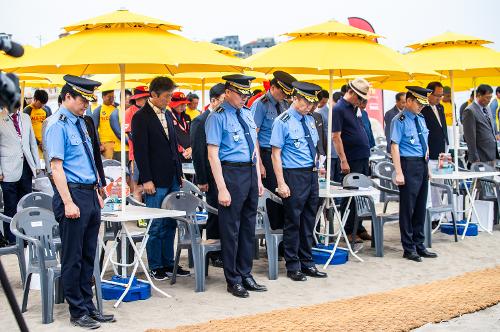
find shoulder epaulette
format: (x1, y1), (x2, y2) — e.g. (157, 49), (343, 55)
(280, 113), (290, 123)
(417, 113), (424, 118)
(214, 105), (225, 113)
(59, 114), (67, 122)
(398, 114), (405, 122)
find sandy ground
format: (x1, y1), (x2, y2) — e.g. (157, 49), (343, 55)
(1, 208), (499, 332)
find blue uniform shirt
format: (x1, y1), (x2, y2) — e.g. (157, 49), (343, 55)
(45, 107), (98, 184)
(270, 106), (319, 169)
(390, 109), (429, 157)
(252, 91), (287, 148)
(205, 101), (258, 162)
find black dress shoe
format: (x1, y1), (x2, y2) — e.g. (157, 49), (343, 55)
(227, 283), (249, 298)
(287, 270), (307, 281)
(242, 277), (267, 292)
(417, 249), (438, 258)
(403, 251), (422, 262)
(89, 310), (116, 323)
(301, 266), (328, 278)
(70, 315), (101, 329)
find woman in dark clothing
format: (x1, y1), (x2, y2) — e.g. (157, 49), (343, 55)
(169, 91), (192, 163)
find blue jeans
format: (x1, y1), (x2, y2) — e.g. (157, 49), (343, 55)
(144, 178), (180, 270)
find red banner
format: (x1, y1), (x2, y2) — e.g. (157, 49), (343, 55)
(347, 17), (385, 129)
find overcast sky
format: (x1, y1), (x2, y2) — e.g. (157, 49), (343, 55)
(1, 0), (498, 110)
(2, 0), (498, 52)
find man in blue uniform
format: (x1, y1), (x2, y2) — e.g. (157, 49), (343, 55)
(206, 74), (266, 298)
(252, 71), (296, 230)
(45, 75), (115, 329)
(270, 81), (328, 281)
(391, 86), (438, 262)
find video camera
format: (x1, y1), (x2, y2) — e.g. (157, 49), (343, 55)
(0, 38), (24, 113)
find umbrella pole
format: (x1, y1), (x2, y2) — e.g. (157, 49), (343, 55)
(201, 78), (205, 111)
(326, 69), (333, 193)
(20, 81), (25, 110)
(450, 70), (458, 172)
(120, 64), (126, 209)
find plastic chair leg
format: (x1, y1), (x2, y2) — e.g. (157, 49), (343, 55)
(194, 247), (205, 292)
(451, 211), (458, 242)
(170, 247), (181, 285)
(40, 270), (50, 324)
(424, 211), (432, 248)
(46, 269), (55, 324)
(16, 249), (27, 289)
(21, 273), (32, 313)
(373, 219), (383, 257)
(266, 237), (279, 280)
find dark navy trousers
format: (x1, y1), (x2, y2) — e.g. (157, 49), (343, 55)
(205, 174), (219, 240)
(218, 164), (258, 285)
(52, 187), (100, 319)
(282, 169), (319, 272)
(398, 158), (428, 253)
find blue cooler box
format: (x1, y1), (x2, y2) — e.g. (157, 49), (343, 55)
(102, 276), (151, 302)
(312, 244), (349, 265)
(440, 220), (478, 236)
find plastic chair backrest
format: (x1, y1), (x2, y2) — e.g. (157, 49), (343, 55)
(17, 192), (53, 212)
(471, 162), (497, 198)
(354, 195), (377, 219)
(181, 179), (204, 196)
(12, 208), (59, 267)
(102, 159), (121, 167)
(342, 173), (372, 188)
(259, 189), (283, 234)
(374, 161), (399, 192)
(162, 192), (204, 244)
(0, 213), (11, 238)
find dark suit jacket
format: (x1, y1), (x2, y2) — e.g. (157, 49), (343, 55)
(190, 110), (211, 185)
(462, 102), (499, 163)
(131, 102), (182, 187)
(421, 104), (448, 160)
(311, 112), (326, 156)
(83, 115), (106, 187)
(384, 106), (400, 152)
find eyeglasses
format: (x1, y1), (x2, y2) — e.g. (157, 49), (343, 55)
(228, 88), (249, 100)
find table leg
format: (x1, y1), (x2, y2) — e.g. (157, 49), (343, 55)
(120, 231), (127, 277)
(113, 221), (171, 308)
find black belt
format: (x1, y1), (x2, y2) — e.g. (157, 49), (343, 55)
(284, 166), (317, 172)
(67, 182), (98, 190)
(401, 156), (426, 161)
(221, 161), (255, 167)
(260, 147), (272, 152)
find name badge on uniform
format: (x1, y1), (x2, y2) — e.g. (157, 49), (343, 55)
(410, 136), (415, 145)
(294, 139), (300, 148)
(233, 133), (240, 142)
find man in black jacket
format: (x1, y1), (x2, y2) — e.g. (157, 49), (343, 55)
(420, 82), (448, 226)
(131, 76), (189, 281)
(190, 83), (225, 267)
(421, 82), (448, 161)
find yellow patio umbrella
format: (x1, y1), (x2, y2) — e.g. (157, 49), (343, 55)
(197, 41), (243, 57)
(406, 32), (500, 170)
(2, 9), (246, 208)
(246, 20), (440, 188)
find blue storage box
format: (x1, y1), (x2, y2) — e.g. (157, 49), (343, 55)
(312, 244), (349, 265)
(440, 220), (478, 236)
(101, 276), (151, 302)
